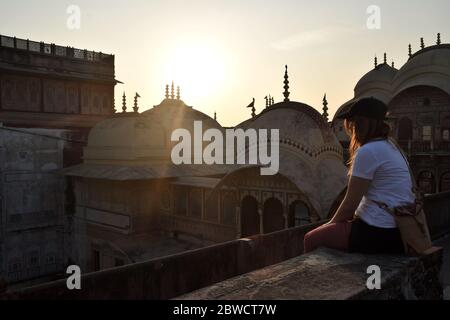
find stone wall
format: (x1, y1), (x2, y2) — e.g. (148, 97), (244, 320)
(0, 126), (67, 284)
(0, 222), (322, 299)
(179, 247), (442, 300)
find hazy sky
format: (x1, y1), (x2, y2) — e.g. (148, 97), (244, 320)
(1, 0), (449, 126)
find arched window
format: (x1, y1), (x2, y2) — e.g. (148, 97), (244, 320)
(443, 129), (450, 141)
(422, 126), (432, 141)
(173, 186), (188, 216)
(189, 188), (202, 219)
(263, 197), (284, 233)
(288, 201), (310, 227)
(241, 196), (260, 237)
(440, 172), (450, 192)
(417, 171), (436, 194)
(397, 117), (413, 141)
(204, 190), (219, 222)
(221, 193), (236, 226)
(442, 116), (450, 141)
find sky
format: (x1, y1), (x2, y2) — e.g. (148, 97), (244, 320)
(1, 0), (449, 126)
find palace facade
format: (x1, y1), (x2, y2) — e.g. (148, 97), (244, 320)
(64, 70), (348, 272)
(332, 34), (450, 194)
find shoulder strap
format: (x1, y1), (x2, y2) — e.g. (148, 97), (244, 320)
(387, 137), (422, 201)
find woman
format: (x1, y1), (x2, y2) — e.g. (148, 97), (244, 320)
(304, 97), (414, 254)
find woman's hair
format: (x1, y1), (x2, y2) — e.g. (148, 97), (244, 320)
(344, 115), (391, 174)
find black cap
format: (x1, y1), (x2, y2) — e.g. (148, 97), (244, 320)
(336, 97), (388, 121)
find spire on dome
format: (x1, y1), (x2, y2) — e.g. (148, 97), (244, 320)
(165, 84), (169, 99)
(322, 93), (329, 123)
(283, 65), (290, 102)
(122, 92), (127, 113)
(133, 93), (140, 113)
(408, 44), (412, 59)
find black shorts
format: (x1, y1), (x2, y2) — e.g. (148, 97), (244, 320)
(348, 217), (404, 254)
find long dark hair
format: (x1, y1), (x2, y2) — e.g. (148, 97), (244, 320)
(344, 115), (391, 174)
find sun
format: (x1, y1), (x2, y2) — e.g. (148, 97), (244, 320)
(164, 43), (226, 103)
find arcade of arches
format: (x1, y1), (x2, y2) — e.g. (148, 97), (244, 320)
(162, 170), (320, 242)
(414, 170), (450, 194)
(388, 85), (450, 194)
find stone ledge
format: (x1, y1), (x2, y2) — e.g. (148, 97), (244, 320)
(178, 247), (443, 300)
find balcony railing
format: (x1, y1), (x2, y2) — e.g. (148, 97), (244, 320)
(0, 34), (114, 64)
(398, 140), (450, 154)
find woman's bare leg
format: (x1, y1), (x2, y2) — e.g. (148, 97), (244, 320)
(304, 221), (352, 253)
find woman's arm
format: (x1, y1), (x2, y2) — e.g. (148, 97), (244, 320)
(329, 176), (372, 223)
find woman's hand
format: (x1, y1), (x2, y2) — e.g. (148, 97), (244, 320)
(328, 175), (371, 223)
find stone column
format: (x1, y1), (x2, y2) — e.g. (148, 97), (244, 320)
(236, 206), (241, 239)
(258, 204), (264, 235)
(436, 168), (441, 193)
(283, 204), (289, 229)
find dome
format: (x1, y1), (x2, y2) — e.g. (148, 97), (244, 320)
(87, 114), (165, 148)
(391, 44), (450, 96)
(143, 98), (221, 133)
(240, 100), (342, 162)
(84, 97), (223, 165)
(354, 63), (398, 101)
(332, 98), (354, 123)
(237, 100), (346, 218)
(84, 114), (168, 164)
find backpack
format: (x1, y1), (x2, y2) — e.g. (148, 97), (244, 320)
(366, 137), (432, 256)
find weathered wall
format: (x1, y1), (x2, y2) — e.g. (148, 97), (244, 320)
(0, 126), (66, 284)
(180, 247), (442, 300)
(0, 220), (444, 300)
(0, 222), (322, 299)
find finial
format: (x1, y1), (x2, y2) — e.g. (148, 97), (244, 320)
(264, 96), (269, 108)
(251, 98), (256, 117)
(214, 111), (217, 121)
(122, 92), (127, 113)
(437, 33), (441, 45)
(165, 84), (169, 99)
(383, 52), (387, 64)
(271, 96), (274, 105)
(420, 37), (425, 49)
(176, 86), (180, 100)
(268, 95), (272, 106)
(374, 55), (378, 68)
(322, 93), (329, 122)
(283, 65), (290, 102)
(133, 92), (140, 113)
(408, 44), (412, 59)
(170, 81), (175, 99)
(391, 61), (395, 68)
(246, 98), (256, 118)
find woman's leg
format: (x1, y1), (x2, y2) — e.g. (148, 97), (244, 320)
(304, 221), (352, 253)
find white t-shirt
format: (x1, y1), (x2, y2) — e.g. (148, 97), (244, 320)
(351, 139), (415, 228)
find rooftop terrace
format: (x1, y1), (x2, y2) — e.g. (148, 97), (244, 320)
(1, 192), (449, 300)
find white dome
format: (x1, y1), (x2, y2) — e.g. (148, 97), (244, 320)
(354, 64), (398, 101)
(391, 45), (450, 96)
